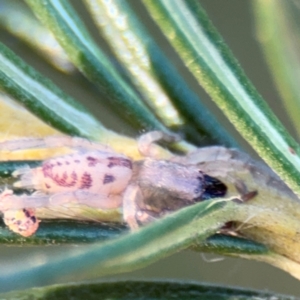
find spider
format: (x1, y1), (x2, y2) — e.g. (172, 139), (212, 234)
(0, 131), (249, 237)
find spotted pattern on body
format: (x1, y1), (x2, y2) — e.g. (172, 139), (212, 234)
(80, 172), (93, 189)
(103, 174), (115, 184)
(107, 157), (132, 169)
(3, 208), (39, 237)
(0, 150), (134, 236)
(24, 152), (133, 195)
(86, 156), (100, 167)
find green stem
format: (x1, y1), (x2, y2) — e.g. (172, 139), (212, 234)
(25, 0), (166, 132)
(0, 0), (74, 73)
(0, 198), (231, 290)
(143, 0), (300, 196)
(253, 0), (300, 138)
(0, 42), (104, 139)
(0, 281), (293, 299)
(84, 0), (238, 147)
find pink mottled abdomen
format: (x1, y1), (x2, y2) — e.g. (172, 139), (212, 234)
(30, 151), (133, 195)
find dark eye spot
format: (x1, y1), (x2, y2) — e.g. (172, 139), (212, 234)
(195, 174), (227, 201)
(30, 216), (36, 223)
(202, 174), (227, 199)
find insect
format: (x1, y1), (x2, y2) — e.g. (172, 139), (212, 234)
(0, 131), (233, 237)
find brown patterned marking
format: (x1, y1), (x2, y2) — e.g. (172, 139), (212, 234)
(23, 209), (30, 218)
(65, 161), (70, 165)
(74, 160), (80, 163)
(42, 162), (53, 178)
(86, 156), (100, 167)
(54, 171), (77, 187)
(43, 162), (77, 187)
(103, 174), (115, 184)
(45, 183), (51, 189)
(80, 172), (93, 189)
(107, 157), (132, 169)
(57, 162), (62, 166)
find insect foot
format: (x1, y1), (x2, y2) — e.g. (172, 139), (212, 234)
(3, 208), (39, 237)
(0, 189), (40, 237)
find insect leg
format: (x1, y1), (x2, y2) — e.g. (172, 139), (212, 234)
(136, 210), (156, 225)
(0, 136), (113, 152)
(49, 191), (122, 210)
(172, 146), (230, 165)
(138, 131), (180, 158)
(122, 183), (144, 230)
(0, 189), (51, 211)
(171, 146), (246, 178)
(0, 189), (122, 212)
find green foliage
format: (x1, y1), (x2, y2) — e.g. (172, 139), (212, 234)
(0, 0), (300, 298)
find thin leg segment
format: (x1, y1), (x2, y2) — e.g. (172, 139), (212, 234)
(138, 131), (180, 158)
(171, 146), (247, 178)
(0, 190), (122, 211)
(122, 183), (143, 230)
(0, 136), (113, 152)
